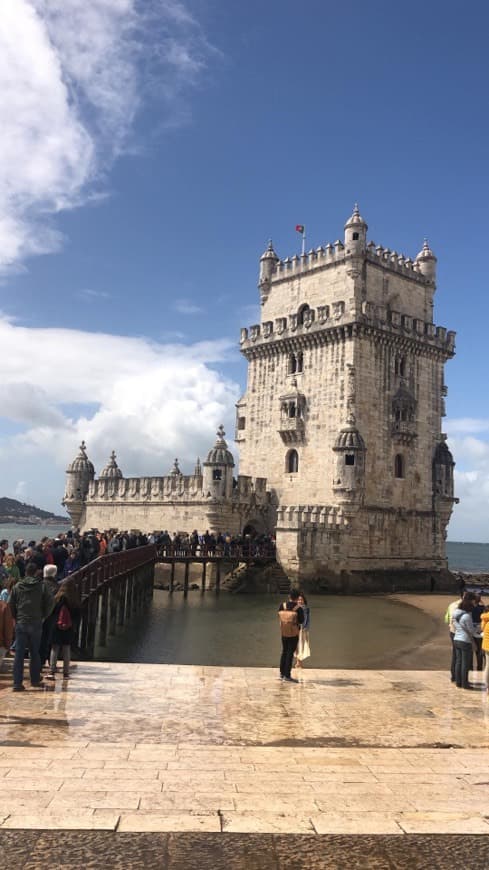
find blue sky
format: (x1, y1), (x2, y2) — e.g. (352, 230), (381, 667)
(0, 0), (488, 539)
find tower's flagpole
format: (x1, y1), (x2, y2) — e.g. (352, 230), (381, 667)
(295, 224), (306, 256)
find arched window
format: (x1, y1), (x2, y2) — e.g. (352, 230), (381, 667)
(352, 232), (359, 241)
(395, 355), (406, 377)
(394, 454), (404, 479)
(286, 449), (299, 474)
(297, 304), (310, 326)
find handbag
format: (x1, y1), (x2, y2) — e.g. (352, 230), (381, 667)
(57, 604), (72, 631)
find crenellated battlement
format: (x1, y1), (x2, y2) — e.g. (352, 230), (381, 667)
(80, 471), (270, 506)
(240, 304), (455, 356)
(87, 473), (205, 502)
(268, 239), (431, 286)
(276, 504), (350, 529)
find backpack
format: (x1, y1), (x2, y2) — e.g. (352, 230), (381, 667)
(278, 601), (299, 637)
(57, 604), (72, 631)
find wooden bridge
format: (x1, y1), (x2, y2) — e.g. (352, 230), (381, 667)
(69, 543), (277, 656)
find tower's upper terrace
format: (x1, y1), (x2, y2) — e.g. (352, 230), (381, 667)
(254, 206), (440, 327)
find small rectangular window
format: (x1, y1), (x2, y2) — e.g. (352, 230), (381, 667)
(237, 416), (246, 430)
(345, 454), (355, 466)
(213, 469), (222, 481)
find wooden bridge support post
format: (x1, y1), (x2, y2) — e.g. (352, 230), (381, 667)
(169, 562), (175, 594)
(215, 561), (221, 596)
(201, 561), (206, 594)
(86, 593), (98, 658)
(99, 586), (109, 647)
(148, 564), (155, 603)
(183, 562), (190, 598)
(118, 577), (127, 626)
(79, 601), (89, 653)
(126, 573), (133, 616)
(109, 583), (118, 636)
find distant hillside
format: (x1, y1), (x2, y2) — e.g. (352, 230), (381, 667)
(0, 497), (69, 525)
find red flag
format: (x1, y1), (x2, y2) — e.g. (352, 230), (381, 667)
(295, 224), (305, 234)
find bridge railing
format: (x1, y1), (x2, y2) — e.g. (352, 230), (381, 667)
(155, 542), (276, 561)
(68, 545), (157, 601)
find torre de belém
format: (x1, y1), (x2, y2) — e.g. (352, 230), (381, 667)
(63, 206), (457, 591)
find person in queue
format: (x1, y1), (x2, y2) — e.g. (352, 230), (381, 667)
(9, 561), (53, 691)
(47, 579), (81, 681)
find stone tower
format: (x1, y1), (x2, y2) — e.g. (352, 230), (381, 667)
(238, 206), (457, 588)
(63, 441), (95, 530)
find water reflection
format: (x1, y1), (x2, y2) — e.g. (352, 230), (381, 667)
(95, 591), (433, 669)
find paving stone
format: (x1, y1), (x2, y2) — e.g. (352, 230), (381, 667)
(2, 661), (489, 838)
(118, 812), (221, 832)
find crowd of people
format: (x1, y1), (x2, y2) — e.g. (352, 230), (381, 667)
(153, 530), (276, 558)
(0, 538), (82, 690)
(445, 591), (489, 690)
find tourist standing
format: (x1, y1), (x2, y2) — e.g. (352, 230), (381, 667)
(39, 565), (60, 669)
(471, 594), (485, 671)
(445, 596), (464, 683)
(294, 593), (311, 670)
(278, 589), (304, 683)
(47, 579), (81, 680)
(3, 554), (20, 583)
(452, 593), (479, 690)
(9, 562), (54, 691)
(480, 607), (489, 692)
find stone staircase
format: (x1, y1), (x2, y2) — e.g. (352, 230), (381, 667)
(222, 561), (291, 594)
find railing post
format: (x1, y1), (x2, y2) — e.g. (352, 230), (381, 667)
(215, 560), (221, 596)
(169, 562), (175, 594)
(201, 561), (206, 593)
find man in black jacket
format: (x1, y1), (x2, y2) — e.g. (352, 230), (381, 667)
(9, 562), (54, 691)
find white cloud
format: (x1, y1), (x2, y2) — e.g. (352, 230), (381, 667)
(0, 0), (214, 274)
(0, 314), (238, 512)
(173, 298), (204, 315)
(77, 288), (112, 301)
(14, 481), (26, 499)
(445, 423), (489, 542)
(445, 417), (489, 435)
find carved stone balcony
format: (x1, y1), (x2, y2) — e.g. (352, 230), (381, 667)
(278, 416), (305, 444)
(391, 420), (417, 445)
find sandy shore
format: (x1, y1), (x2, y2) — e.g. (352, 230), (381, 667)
(388, 594), (456, 670)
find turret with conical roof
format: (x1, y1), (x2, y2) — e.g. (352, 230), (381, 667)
(415, 238), (437, 284)
(203, 425), (235, 499)
(99, 450), (123, 480)
(344, 203), (367, 255)
(258, 240), (279, 302)
(63, 440), (95, 528)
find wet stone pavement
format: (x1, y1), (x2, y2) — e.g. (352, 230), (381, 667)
(1, 660), (489, 866)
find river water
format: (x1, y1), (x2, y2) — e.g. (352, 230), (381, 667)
(94, 590), (436, 669)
